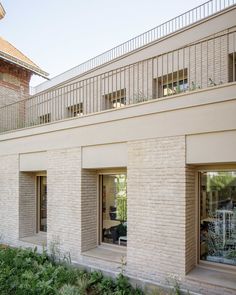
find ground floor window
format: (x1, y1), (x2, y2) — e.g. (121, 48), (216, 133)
(37, 176), (47, 232)
(200, 171), (236, 266)
(100, 174), (127, 246)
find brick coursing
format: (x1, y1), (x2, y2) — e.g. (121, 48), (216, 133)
(47, 147), (82, 261)
(81, 169), (98, 252)
(19, 172), (36, 238)
(0, 154), (19, 245)
(0, 139), (235, 294)
(126, 136), (188, 283)
(0, 60), (31, 107)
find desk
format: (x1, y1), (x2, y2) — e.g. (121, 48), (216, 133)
(103, 219), (120, 229)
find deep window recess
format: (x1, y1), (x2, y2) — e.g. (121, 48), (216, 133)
(104, 89), (126, 109)
(67, 102), (83, 117)
(153, 68), (188, 98)
(200, 171), (236, 266)
(37, 176), (47, 232)
(229, 53), (236, 82)
(100, 174), (127, 246)
(39, 113), (51, 124)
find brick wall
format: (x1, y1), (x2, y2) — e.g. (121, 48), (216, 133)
(0, 60), (31, 131)
(126, 136), (193, 283)
(19, 172), (36, 238)
(81, 169), (98, 252)
(185, 166), (196, 273)
(0, 60), (31, 107)
(47, 147), (82, 261)
(0, 154), (19, 245)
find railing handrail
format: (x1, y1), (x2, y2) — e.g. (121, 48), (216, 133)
(32, 0), (236, 94)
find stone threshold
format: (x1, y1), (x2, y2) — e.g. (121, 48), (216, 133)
(186, 265), (236, 292)
(20, 232), (47, 247)
(82, 244), (126, 264)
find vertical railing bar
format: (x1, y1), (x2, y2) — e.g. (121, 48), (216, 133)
(156, 57), (158, 99)
(220, 35), (222, 83)
(167, 53), (169, 96)
(103, 73), (106, 110)
(120, 68), (122, 107)
(128, 65), (131, 105)
(177, 49), (179, 92)
(233, 32), (235, 81)
(133, 64), (135, 104)
(161, 54), (164, 98)
(115, 69), (118, 108)
(200, 41), (203, 88)
(142, 61), (144, 100)
(171, 51), (174, 95)
(195, 44), (197, 88)
(98, 77), (100, 112)
(96, 76), (98, 112)
(183, 47), (185, 92)
(207, 40), (209, 86)
(188, 45), (191, 92)
(124, 66), (126, 106)
(213, 35), (215, 84)
(150, 58), (153, 100)
(82, 80), (85, 114)
(137, 62), (139, 102)
(146, 60), (149, 100)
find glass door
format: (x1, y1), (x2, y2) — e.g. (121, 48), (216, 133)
(37, 176), (47, 232)
(100, 174), (127, 246)
(199, 171), (236, 266)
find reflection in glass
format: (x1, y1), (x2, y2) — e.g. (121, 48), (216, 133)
(38, 176), (47, 232)
(200, 171), (236, 266)
(101, 174), (127, 246)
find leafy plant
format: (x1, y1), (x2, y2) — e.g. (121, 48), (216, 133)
(133, 90), (149, 103)
(59, 284), (80, 295)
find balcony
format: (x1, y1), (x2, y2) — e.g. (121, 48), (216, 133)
(0, 28), (236, 134)
(33, 0), (236, 94)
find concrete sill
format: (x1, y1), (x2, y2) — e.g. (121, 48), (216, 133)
(82, 244), (126, 264)
(20, 233), (47, 247)
(186, 266), (236, 292)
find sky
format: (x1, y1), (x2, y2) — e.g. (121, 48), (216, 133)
(0, 0), (206, 86)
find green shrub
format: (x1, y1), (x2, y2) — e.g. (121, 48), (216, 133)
(59, 284), (80, 295)
(0, 247), (145, 295)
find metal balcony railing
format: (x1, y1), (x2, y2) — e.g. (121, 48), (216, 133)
(0, 30), (236, 134)
(32, 0), (236, 94)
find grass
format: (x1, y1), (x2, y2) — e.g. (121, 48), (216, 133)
(0, 245), (183, 295)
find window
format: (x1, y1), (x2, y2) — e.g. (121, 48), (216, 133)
(154, 68), (188, 98)
(67, 103), (83, 117)
(163, 79), (188, 97)
(104, 89), (126, 109)
(37, 176), (47, 232)
(39, 113), (51, 124)
(200, 171), (236, 266)
(100, 174), (127, 246)
(229, 53), (236, 82)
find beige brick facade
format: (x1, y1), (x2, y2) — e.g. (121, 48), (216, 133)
(47, 147), (82, 260)
(0, 6), (236, 295)
(81, 169), (98, 252)
(19, 172), (36, 238)
(0, 154), (19, 245)
(126, 136), (188, 282)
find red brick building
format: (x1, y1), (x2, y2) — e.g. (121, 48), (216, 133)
(0, 37), (48, 108)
